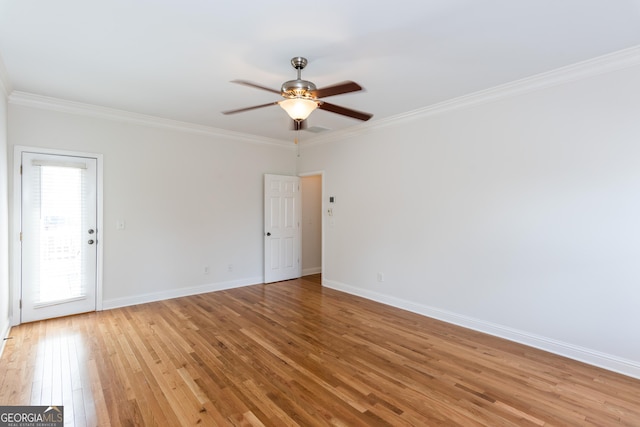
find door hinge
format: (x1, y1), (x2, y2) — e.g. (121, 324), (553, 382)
(19, 299), (22, 309)
(19, 232), (22, 241)
(20, 164), (22, 175)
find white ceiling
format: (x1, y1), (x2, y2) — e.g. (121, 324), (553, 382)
(1, 0), (640, 143)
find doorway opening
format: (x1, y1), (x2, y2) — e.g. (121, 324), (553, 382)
(300, 173), (323, 278)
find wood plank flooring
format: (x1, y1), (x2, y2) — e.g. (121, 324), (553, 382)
(1, 274), (639, 426)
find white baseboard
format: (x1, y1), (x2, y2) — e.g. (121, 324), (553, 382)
(302, 267), (322, 276)
(323, 279), (640, 380)
(0, 318), (11, 359)
(103, 276), (263, 310)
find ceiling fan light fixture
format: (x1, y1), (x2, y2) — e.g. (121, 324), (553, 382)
(279, 98), (318, 121)
(224, 57), (372, 125)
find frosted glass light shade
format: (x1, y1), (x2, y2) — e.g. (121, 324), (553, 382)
(279, 98), (318, 121)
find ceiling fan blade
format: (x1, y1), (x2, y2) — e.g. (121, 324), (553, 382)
(222, 101), (280, 115)
(318, 102), (373, 121)
(311, 81), (363, 99)
(230, 79), (281, 95)
(290, 119), (308, 131)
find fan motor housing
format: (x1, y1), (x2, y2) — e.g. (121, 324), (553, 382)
(281, 79), (317, 99)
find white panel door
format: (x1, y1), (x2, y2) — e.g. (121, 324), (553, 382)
(21, 152), (98, 322)
(264, 174), (301, 283)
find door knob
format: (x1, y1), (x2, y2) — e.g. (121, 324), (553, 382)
(88, 239), (95, 245)
(266, 232), (271, 236)
(88, 229), (95, 234)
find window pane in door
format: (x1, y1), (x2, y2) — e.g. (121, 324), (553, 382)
(31, 165), (86, 304)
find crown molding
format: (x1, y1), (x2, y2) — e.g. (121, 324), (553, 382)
(7, 45), (640, 149)
(303, 44), (640, 148)
(8, 91), (294, 149)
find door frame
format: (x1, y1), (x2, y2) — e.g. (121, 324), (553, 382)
(299, 171), (324, 281)
(11, 146), (104, 325)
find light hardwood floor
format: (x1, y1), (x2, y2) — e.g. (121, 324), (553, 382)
(1, 274), (639, 426)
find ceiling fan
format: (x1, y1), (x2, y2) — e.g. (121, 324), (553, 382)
(222, 57), (373, 130)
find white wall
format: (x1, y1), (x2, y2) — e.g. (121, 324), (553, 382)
(0, 78), (10, 346)
(8, 103), (296, 309)
(301, 174), (322, 275)
(299, 55), (640, 378)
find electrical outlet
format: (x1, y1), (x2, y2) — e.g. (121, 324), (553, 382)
(204, 266), (210, 275)
(377, 272), (384, 282)
(228, 264), (233, 272)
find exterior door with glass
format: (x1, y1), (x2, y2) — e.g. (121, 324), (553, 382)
(21, 152), (98, 322)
